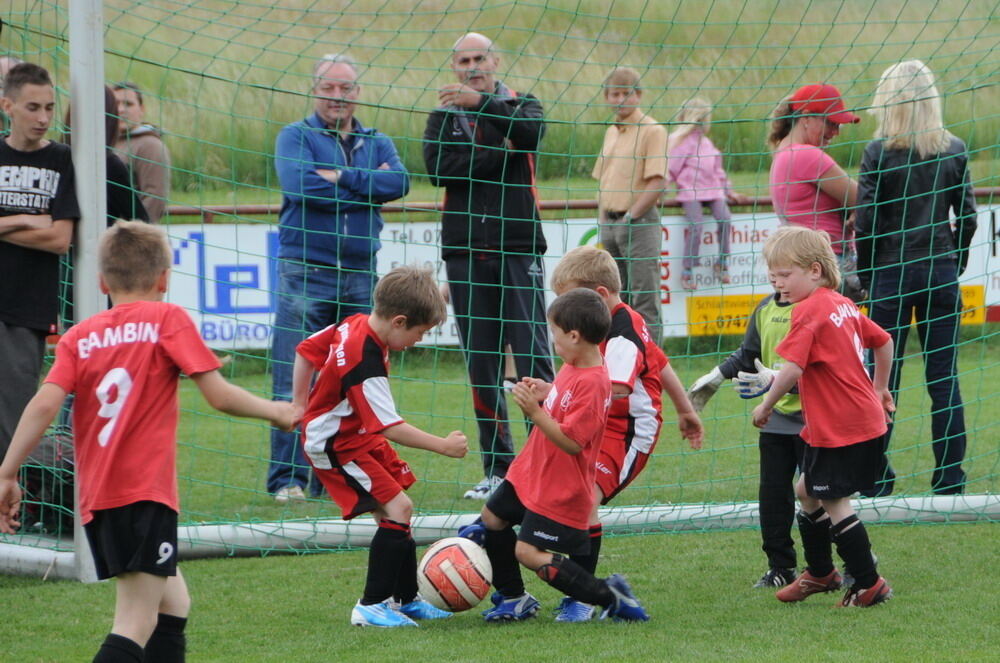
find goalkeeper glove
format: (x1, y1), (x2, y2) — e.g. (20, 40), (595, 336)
(733, 358), (777, 399)
(687, 367), (724, 413)
(457, 516), (486, 546)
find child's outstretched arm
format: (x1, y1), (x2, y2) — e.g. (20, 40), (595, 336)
(751, 362), (802, 428)
(871, 337), (896, 419)
(660, 364), (704, 450)
(191, 370), (296, 431)
(0, 383), (66, 533)
(511, 381), (583, 455)
(384, 423), (468, 458)
(290, 353), (317, 424)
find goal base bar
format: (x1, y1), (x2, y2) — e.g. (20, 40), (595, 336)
(3, 494), (995, 579)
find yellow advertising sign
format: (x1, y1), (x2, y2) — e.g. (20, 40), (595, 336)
(686, 295), (759, 336)
(688, 285), (986, 337)
(959, 285), (985, 325)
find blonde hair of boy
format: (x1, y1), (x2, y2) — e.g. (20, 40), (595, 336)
(668, 96), (712, 153)
(603, 66), (641, 92)
(99, 220), (172, 293)
(762, 226), (841, 291)
(551, 245), (622, 294)
(373, 265), (447, 328)
(869, 59), (952, 159)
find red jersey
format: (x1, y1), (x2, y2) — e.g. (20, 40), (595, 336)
(45, 301), (221, 524)
(602, 303), (667, 453)
(776, 287), (891, 448)
(297, 314), (404, 468)
(506, 363), (611, 529)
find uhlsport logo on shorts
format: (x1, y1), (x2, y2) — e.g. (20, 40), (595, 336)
(533, 530), (559, 542)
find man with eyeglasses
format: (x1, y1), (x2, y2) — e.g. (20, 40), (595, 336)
(269, 53), (409, 503)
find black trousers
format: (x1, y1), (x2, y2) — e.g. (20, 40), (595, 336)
(758, 431), (806, 569)
(445, 252), (554, 477)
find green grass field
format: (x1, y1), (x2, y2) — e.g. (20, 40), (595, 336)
(2, 523), (997, 662)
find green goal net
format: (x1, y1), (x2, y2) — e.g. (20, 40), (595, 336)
(1, 0), (997, 579)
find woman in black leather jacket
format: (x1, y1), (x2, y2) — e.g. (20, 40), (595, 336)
(855, 60), (978, 496)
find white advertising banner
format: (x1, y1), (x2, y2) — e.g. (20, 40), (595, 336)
(166, 208), (998, 349)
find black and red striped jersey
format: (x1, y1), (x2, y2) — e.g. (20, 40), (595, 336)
(297, 314), (404, 467)
(601, 302), (667, 454)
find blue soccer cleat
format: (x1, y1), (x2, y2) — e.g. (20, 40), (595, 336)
(480, 590), (504, 615)
(482, 593), (541, 622)
(350, 600), (418, 628)
(397, 598), (453, 620)
(457, 517), (487, 546)
(601, 574), (650, 622)
(554, 597), (595, 623)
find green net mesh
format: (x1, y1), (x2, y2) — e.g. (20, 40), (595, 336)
(1, 1), (996, 565)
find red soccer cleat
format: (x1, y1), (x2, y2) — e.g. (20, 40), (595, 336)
(775, 569), (843, 603)
(837, 576), (892, 607)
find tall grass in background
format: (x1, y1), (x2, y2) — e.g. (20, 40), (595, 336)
(3, 0), (996, 200)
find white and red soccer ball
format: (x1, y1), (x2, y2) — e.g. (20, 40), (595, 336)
(417, 537), (493, 612)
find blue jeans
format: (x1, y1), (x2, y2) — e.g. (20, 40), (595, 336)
(865, 260), (967, 495)
(268, 260), (376, 495)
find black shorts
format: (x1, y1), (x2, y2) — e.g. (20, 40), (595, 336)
(802, 436), (883, 500)
(84, 501), (178, 580)
(486, 480), (590, 556)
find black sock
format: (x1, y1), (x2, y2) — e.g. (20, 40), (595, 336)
(93, 633), (143, 663)
(797, 507), (834, 577)
(831, 515), (878, 589)
(393, 534), (418, 605)
(361, 519), (411, 605)
(143, 614), (187, 663)
(484, 526), (524, 597)
(570, 524), (603, 576)
(536, 554), (614, 608)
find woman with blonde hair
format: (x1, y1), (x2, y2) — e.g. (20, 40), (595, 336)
(855, 60), (978, 496)
(668, 96), (750, 289)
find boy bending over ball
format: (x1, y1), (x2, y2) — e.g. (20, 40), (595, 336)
(291, 265), (468, 627)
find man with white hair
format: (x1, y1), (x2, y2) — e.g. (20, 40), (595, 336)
(424, 33), (554, 500)
(269, 53), (409, 503)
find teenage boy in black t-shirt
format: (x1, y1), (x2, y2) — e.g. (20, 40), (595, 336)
(0, 62), (79, 462)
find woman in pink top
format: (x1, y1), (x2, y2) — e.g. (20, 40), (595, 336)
(668, 97), (750, 289)
(768, 84), (860, 254)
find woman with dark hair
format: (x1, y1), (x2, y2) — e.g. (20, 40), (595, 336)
(768, 84), (863, 300)
(63, 86), (148, 224)
(855, 60), (977, 496)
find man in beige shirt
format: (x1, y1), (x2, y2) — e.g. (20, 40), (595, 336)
(592, 67), (668, 341)
(113, 82), (171, 222)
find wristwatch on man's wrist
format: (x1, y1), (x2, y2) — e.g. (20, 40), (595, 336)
(622, 211), (633, 223)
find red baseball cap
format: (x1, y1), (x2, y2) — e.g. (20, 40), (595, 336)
(789, 84), (860, 124)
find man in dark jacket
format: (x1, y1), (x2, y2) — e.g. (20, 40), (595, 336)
(269, 53), (409, 502)
(424, 32), (553, 499)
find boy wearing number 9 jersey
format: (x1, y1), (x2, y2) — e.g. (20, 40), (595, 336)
(0, 221), (296, 663)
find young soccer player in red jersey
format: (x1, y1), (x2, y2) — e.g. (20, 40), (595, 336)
(546, 246), (703, 621)
(0, 221), (296, 663)
(478, 287), (649, 623)
(751, 226), (895, 607)
(290, 265), (468, 628)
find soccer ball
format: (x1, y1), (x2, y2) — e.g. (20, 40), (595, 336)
(417, 537), (493, 612)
